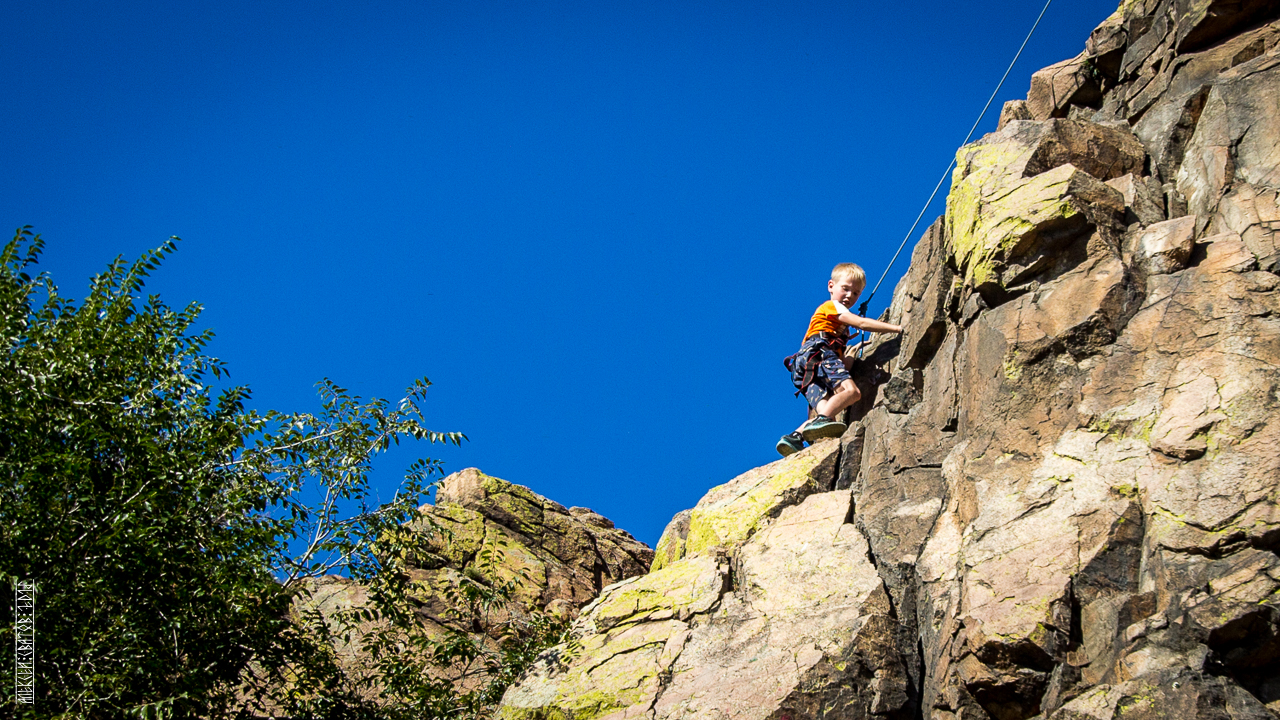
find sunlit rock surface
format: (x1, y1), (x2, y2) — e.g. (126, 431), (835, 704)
(651, 440), (839, 571)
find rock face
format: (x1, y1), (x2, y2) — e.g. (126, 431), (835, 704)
(414, 468), (655, 617)
(496, 2), (1280, 718)
(296, 468), (653, 692)
(498, 441), (919, 720)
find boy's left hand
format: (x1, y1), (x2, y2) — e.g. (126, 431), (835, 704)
(844, 339), (871, 358)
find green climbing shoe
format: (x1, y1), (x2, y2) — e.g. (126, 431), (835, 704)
(799, 415), (847, 442)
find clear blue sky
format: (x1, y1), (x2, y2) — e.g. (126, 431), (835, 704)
(4, 0), (1120, 547)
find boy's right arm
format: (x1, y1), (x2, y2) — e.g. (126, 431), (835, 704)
(838, 311), (902, 334)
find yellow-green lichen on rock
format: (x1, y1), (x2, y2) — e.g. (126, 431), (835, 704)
(945, 120), (1131, 290)
(496, 619), (688, 720)
(683, 451), (824, 556)
(650, 525), (685, 572)
(496, 559), (720, 720)
(948, 162), (1120, 289)
(476, 523), (549, 608)
(415, 502), (488, 566)
(418, 467), (654, 612)
(587, 554), (724, 631)
(650, 439), (838, 570)
(441, 467), (549, 538)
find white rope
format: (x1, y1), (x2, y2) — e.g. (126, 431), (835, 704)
(858, 0), (1055, 319)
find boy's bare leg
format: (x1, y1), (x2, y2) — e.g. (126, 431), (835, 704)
(816, 379), (860, 419)
(836, 355), (857, 422)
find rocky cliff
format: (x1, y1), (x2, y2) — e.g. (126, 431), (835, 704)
(496, 2), (1280, 718)
(410, 468), (654, 619)
(296, 468), (653, 693)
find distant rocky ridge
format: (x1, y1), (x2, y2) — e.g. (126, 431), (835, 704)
(296, 468), (653, 693)
(411, 467), (653, 618)
(496, 1), (1280, 718)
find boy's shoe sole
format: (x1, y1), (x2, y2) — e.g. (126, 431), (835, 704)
(800, 417), (847, 442)
(776, 433), (805, 457)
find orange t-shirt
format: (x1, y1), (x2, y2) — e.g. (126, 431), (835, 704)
(803, 300), (850, 342)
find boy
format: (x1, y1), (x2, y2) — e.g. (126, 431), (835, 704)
(778, 263), (903, 456)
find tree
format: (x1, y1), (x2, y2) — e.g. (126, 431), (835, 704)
(0, 227), (571, 719)
(0, 229), (284, 716)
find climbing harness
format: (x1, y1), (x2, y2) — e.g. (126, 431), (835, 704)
(784, 331), (849, 398)
(854, 0), (1055, 356)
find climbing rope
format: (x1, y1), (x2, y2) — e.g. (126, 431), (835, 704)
(856, 0), (1055, 326)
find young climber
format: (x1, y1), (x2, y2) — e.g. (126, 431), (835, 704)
(777, 263), (903, 456)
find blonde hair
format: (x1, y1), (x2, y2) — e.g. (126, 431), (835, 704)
(831, 263), (866, 290)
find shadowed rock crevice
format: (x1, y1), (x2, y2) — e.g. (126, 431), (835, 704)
(1175, 0), (1280, 54)
(1204, 604), (1280, 707)
(836, 422), (866, 492)
(1151, 84), (1212, 183)
(863, 558), (928, 720)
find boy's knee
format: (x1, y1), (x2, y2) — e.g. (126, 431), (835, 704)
(840, 380), (861, 400)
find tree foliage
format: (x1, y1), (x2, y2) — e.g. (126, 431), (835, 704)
(0, 228), (560, 718)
